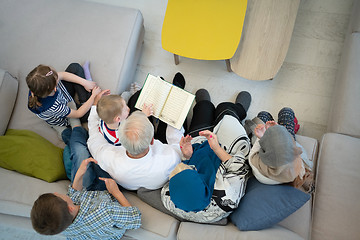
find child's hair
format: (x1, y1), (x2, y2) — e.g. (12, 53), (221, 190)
(97, 95), (126, 124)
(31, 193), (73, 235)
(26, 64), (58, 109)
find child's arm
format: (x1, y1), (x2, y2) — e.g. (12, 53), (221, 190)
(99, 178), (132, 207)
(58, 71), (96, 92)
(199, 130), (231, 162)
(67, 86), (102, 119)
(72, 158), (98, 191)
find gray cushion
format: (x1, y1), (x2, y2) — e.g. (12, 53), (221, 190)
(0, 69), (18, 136)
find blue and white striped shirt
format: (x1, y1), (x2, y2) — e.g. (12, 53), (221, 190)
(28, 81), (73, 126)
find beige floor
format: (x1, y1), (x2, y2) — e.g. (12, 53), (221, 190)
(86, 0), (355, 142)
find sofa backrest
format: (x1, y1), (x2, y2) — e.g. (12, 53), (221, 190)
(327, 0), (360, 138)
(0, 69), (18, 136)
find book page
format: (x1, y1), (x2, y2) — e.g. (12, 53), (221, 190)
(135, 75), (172, 117)
(159, 86), (195, 129)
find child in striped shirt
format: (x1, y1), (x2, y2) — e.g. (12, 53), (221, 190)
(96, 94), (153, 146)
(26, 63), (101, 139)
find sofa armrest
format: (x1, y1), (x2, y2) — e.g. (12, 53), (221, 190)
(312, 133), (360, 240)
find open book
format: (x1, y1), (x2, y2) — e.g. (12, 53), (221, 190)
(135, 74), (195, 129)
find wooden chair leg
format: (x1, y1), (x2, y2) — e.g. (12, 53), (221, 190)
(174, 54), (179, 65)
(226, 59), (232, 72)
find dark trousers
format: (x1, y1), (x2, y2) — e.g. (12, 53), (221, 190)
(187, 100), (247, 137)
(61, 63), (91, 123)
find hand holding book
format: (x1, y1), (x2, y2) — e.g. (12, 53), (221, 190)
(135, 74), (195, 129)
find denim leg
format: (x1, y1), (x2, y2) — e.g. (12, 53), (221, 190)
(69, 126), (94, 189)
(61, 127), (72, 145)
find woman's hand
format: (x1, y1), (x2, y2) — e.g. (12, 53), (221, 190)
(199, 130), (231, 162)
(180, 135), (193, 159)
(199, 130), (221, 151)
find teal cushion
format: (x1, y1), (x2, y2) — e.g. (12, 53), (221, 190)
(230, 177), (310, 231)
(0, 129), (66, 182)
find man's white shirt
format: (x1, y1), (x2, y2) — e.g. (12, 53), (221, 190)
(87, 106), (183, 190)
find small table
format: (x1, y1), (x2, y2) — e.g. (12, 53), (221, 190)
(161, 0), (248, 70)
(230, 0), (300, 80)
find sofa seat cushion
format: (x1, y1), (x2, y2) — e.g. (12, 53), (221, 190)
(312, 133), (360, 240)
(123, 192), (179, 239)
(0, 69), (18, 136)
(0, 167), (69, 218)
(177, 222), (303, 240)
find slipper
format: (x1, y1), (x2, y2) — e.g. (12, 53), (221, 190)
(195, 89), (211, 103)
(235, 91), (251, 112)
(172, 72), (185, 89)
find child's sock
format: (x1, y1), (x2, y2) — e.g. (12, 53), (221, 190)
(121, 91), (132, 103)
(82, 60), (92, 81)
(130, 82), (141, 95)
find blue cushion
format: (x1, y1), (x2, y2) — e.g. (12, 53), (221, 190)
(230, 177), (310, 231)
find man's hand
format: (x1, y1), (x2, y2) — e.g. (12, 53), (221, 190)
(180, 135), (193, 159)
(142, 103), (154, 117)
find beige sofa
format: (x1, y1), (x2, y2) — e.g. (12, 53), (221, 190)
(0, 0), (359, 239)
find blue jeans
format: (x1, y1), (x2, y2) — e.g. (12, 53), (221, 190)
(63, 126), (112, 190)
